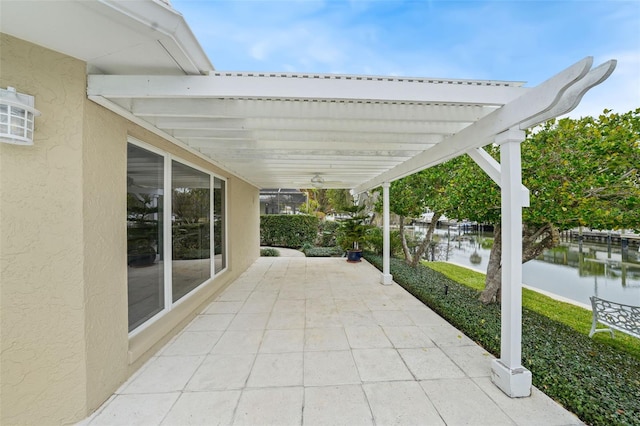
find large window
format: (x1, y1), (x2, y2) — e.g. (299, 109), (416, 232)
(172, 161), (211, 302)
(127, 141), (227, 332)
(127, 144), (164, 331)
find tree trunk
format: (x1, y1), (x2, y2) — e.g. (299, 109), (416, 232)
(410, 212), (442, 267)
(480, 225), (502, 304)
(522, 223), (559, 263)
(479, 222), (559, 304)
(398, 216), (413, 265)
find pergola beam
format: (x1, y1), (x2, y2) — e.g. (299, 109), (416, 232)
(185, 139), (433, 152)
(131, 99), (498, 122)
(200, 149), (422, 158)
(152, 117), (473, 134)
(89, 73), (526, 105)
(174, 129), (446, 144)
(519, 60), (616, 129)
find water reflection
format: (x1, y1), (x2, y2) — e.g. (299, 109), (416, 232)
(412, 226), (640, 307)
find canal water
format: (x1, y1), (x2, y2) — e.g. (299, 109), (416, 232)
(417, 227), (640, 308)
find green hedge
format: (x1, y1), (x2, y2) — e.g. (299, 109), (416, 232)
(260, 214), (319, 248)
(364, 253), (640, 426)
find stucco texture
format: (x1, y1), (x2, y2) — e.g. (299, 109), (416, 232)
(1, 33), (260, 425)
(1, 33), (88, 425)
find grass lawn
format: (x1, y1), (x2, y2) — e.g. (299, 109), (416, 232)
(424, 261), (640, 360)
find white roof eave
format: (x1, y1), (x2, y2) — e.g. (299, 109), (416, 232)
(0, 0), (214, 76)
(95, 0), (214, 74)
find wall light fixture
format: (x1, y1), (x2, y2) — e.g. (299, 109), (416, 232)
(0, 87), (41, 145)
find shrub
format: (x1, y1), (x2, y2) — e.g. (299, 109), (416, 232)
(260, 215), (319, 248)
(364, 252), (640, 426)
(364, 227), (403, 257)
(316, 220), (340, 247)
(172, 222), (210, 260)
(303, 246), (343, 257)
(260, 248), (280, 257)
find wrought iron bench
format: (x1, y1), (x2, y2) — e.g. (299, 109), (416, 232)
(589, 296), (640, 339)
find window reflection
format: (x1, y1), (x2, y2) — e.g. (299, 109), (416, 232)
(127, 144), (164, 331)
(172, 161), (211, 302)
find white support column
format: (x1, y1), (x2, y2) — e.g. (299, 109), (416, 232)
(490, 128), (532, 397)
(381, 182), (393, 285)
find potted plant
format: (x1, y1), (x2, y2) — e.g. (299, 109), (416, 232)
(337, 205), (371, 262)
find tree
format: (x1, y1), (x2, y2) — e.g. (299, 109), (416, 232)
(173, 187), (210, 223)
(449, 109), (640, 303)
(327, 189), (353, 213)
(298, 192), (319, 215)
(336, 204), (371, 251)
(301, 188), (353, 215)
(384, 158), (460, 267)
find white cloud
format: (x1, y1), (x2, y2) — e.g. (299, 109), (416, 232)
(249, 40), (270, 61)
(172, 0), (639, 117)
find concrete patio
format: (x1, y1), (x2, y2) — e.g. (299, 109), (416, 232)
(80, 257), (583, 426)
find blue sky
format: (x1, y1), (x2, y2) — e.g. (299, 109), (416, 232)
(172, 0), (639, 118)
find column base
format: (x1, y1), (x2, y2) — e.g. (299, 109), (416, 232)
(380, 274), (393, 285)
(491, 359), (532, 398)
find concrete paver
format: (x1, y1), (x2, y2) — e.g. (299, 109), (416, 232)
(81, 257), (584, 426)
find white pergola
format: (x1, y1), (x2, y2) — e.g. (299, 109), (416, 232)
(2, 0), (615, 398)
(87, 58), (615, 396)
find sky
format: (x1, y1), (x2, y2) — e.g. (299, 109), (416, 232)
(171, 0), (639, 118)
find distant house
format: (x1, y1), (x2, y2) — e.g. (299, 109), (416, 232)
(260, 189), (308, 214)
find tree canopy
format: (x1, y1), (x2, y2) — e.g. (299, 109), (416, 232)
(448, 109), (640, 231)
(382, 109), (640, 302)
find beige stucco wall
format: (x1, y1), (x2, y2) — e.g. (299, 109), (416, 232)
(0, 33), (89, 425)
(1, 34), (260, 425)
(81, 98), (130, 413)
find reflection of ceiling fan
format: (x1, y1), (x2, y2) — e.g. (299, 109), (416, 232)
(310, 173), (342, 188)
(127, 176), (160, 201)
(310, 174), (325, 188)
(127, 176), (151, 188)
